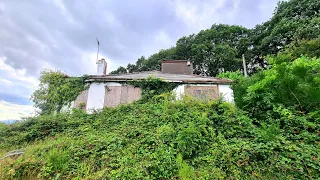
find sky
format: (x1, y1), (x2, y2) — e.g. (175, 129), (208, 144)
(0, 0), (279, 121)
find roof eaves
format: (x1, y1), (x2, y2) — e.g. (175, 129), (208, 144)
(87, 70), (160, 78)
(86, 77), (232, 84)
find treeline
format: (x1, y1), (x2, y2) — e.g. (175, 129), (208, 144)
(111, 0), (320, 76)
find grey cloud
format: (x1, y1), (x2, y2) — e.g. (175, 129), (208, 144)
(0, 0), (187, 76)
(0, 0), (278, 78)
(218, 0), (279, 28)
(60, 0), (184, 61)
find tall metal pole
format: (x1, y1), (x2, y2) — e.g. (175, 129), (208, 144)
(96, 38), (100, 63)
(242, 54), (248, 77)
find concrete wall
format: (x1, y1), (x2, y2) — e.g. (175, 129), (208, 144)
(122, 85), (142, 104)
(86, 82), (142, 111)
(104, 85), (141, 107)
(184, 84), (219, 100)
(85, 82), (234, 112)
(73, 89), (89, 110)
(173, 84), (234, 103)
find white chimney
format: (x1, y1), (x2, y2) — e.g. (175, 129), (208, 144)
(97, 58), (107, 75)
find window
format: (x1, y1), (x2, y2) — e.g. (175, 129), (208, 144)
(194, 90), (202, 97)
(194, 90), (207, 100)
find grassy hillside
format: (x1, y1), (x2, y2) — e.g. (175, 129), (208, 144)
(1, 94), (319, 179)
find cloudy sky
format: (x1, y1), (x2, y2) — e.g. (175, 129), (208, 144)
(0, 0), (279, 121)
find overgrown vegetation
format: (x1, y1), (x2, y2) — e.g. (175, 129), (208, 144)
(1, 57), (320, 179)
(1, 0), (320, 179)
(127, 76), (178, 102)
(31, 71), (88, 115)
(1, 87), (319, 179)
(219, 56), (320, 119)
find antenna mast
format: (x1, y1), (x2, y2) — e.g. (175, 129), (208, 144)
(96, 38), (100, 63)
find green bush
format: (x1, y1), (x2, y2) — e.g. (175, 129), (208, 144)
(128, 76), (178, 102)
(232, 56), (320, 120)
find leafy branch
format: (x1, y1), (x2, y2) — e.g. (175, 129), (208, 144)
(31, 70), (89, 115)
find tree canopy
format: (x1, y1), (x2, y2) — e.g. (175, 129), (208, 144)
(31, 71), (88, 115)
(110, 0), (320, 76)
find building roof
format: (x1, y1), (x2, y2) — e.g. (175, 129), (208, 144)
(161, 60), (190, 63)
(87, 71), (232, 84)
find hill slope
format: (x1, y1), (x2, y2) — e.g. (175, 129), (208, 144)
(1, 95), (319, 179)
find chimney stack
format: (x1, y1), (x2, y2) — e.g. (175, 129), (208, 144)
(161, 60), (193, 75)
(97, 58), (107, 75)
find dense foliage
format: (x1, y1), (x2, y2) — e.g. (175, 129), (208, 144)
(1, 94), (319, 179)
(111, 0), (319, 76)
(31, 71), (88, 115)
(222, 57), (320, 120)
(127, 76), (178, 102)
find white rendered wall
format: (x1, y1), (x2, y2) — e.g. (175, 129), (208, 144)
(86, 82), (122, 112)
(218, 84), (234, 103)
(173, 85), (185, 100)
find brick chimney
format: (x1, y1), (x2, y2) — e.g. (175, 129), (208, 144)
(97, 58), (107, 75)
(161, 60), (193, 75)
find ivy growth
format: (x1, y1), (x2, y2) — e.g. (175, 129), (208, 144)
(31, 70), (89, 115)
(127, 76), (178, 102)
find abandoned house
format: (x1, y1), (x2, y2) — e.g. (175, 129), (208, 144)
(72, 59), (233, 112)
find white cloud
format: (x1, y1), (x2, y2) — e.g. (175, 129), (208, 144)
(154, 31), (174, 47)
(0, 56), (38, 87)
(52, 0), (77, 24)
(0, 100), (35, 121)
(0, 56), (39, 101)
(174, 0), (227, 32)
(0, 78), (12, 85)
(173, 0), (279, 34)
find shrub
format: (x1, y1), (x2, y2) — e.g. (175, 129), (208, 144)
(232, 56), (320, 120)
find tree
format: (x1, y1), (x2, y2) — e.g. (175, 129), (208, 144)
(233, 56), (320, 119)
(110, 66), (127, 74)
(250, 0), (320, 70)
(136, 56), (147, 71)
(190, 24), (250, 76)
(127, 63), (138, 73)
(144, 48), (177, 71)
(175, 35), (196, 60)
(31, 71), (88, 114)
